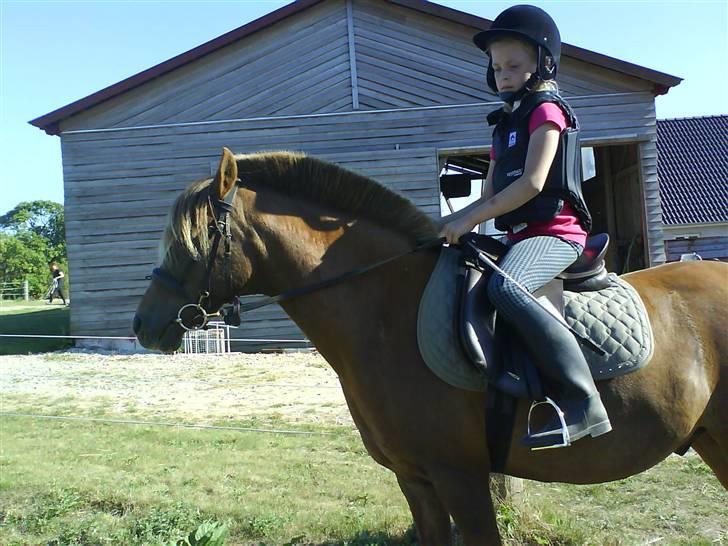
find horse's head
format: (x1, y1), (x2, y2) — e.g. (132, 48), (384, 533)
(133, 148), (258, 352)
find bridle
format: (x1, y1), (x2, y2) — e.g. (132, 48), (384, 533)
(149, 178), (444, 332)
(150, 178), (242, 331)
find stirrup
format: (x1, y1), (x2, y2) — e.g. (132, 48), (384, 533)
(526, 397), (571, 450)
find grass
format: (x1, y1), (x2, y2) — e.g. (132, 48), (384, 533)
(0, 413), (725, 545)
(0, 417), (416, 546)
(1, 352), (725, 545)
(0, 301), (72, 354)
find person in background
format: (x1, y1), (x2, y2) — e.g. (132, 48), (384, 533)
(49, 262), (68, 306)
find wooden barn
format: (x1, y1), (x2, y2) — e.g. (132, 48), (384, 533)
(656, 115), (728, 262)
(31, 0), (682, 350)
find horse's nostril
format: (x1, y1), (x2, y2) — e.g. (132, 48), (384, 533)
(132, 315), (142, 335)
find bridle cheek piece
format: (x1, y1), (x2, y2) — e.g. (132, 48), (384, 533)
(150, 179), (244, 332)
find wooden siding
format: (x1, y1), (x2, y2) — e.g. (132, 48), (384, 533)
(57, 0), (657, 134)
(636, 98), (667, 265)
(352, 0), (493, 108)
(61, 0), (353, 132)
(350, 0), (650, 110)
(61, 92), (658, 339)
(665, 236), (728, 262)
(52, 0), (668, 346)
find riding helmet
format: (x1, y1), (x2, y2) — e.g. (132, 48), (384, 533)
(473, 5), (561, 95)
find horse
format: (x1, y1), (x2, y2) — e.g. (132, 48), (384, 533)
(134, 148), (727, 545)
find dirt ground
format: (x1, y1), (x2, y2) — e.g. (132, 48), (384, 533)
(0, 350), (354, 426)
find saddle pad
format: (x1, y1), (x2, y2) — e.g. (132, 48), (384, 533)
(562, 272), (653, 379)
(417, 248), (653, 391)
(417, 248), (489, 391)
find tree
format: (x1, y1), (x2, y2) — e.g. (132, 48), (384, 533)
(0, 201), (67, 298)
(0, 200), (66, 260)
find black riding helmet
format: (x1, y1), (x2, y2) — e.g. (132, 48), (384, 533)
(473, 5), (561, 98)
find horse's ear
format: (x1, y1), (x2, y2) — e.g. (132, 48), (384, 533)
(212, 147), (238, 200)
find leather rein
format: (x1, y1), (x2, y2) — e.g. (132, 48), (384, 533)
(150, 178), (444, 331)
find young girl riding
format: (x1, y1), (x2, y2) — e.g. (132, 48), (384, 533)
(439, 5), (612, 449)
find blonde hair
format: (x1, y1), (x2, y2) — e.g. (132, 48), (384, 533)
(502, 78), (559, 113)
(490, 37), (559, 112)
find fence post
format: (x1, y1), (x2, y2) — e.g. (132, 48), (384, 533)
(23, 280), (29, 301)
(490, 474), (525, 507)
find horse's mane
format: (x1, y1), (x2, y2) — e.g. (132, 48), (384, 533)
(161, 151), (438, 266)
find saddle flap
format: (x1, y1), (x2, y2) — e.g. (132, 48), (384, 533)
(457, 266), (497, 370)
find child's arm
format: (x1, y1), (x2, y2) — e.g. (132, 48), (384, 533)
(439, 124), (560, 243)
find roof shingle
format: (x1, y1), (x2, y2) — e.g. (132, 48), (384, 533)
(657, 115), (728, 225)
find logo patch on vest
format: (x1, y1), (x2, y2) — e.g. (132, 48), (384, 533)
(508, 131), (517, 147)
(507, 168), (523, 178)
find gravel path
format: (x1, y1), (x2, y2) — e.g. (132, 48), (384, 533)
(0, 350), (353, 426)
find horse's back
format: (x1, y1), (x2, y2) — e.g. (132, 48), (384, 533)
(618, 261), (726, 431)
(623, 259), (727, 292)
(622, 261), (727, 353)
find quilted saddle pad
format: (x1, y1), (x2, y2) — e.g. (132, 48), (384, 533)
(417, 247), (654, 392)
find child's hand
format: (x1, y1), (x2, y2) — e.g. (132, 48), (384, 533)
(439, 215), (475, 245)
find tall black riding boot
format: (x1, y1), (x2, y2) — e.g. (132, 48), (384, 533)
(513, 298), (612, 449)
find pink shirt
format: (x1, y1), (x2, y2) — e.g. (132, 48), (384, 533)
(489, 102), (587, 248)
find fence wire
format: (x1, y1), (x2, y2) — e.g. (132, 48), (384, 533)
(0, 412), (342, 436)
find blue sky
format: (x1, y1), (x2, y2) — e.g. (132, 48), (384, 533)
(1, 0), (726, 214)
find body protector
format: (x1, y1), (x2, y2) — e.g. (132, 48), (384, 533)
(488, 91), (592, 233)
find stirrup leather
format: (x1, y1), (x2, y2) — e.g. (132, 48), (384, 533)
(526, 397), (571, 450)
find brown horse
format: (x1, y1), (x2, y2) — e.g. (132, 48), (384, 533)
(134, 148), (727, 545)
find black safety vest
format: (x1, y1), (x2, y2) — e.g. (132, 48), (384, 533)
(489, 91), (592, 233)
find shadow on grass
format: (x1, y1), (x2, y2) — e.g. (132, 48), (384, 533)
(0, 307), (72, 354)
(310, 526), (420, 545)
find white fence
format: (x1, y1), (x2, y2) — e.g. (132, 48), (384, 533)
(181, 321), (231, 354)
(0, 280), (29, 301)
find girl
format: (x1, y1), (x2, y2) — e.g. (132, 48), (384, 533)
(439, 5), (611, 449)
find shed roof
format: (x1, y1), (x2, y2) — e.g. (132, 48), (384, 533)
(657, 115), (728, 226)
(31, 0), (682, 135)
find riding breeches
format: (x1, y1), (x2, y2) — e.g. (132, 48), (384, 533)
(486, 235), (580, 322)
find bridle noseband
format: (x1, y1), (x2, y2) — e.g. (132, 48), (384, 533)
(149, 177), (445, 332)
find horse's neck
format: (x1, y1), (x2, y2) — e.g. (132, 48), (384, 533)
(248, 190), (435, 373)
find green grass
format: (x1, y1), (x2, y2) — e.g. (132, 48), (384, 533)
(0, 414), (725, 545)
(0, 416), (416, 546)
(1, 351), (725, 545)
(0, 301), (72, 354)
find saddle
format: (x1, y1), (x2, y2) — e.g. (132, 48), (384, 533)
(416, 235), (652, 466)
(457, 232), (611, 400)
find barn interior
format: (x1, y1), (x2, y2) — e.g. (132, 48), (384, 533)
(440, 142), (647, 274)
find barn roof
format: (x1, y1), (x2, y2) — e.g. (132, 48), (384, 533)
(657, 115), (728, 226)
(30, 0), (682, 136)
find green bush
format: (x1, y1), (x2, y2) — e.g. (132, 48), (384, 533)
(0, 200), (67, 299)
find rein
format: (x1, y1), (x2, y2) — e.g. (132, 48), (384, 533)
(151, 178), (444, 331)
(232, 236), (444, 315)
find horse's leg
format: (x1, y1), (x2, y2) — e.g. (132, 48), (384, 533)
(692, 378), (728, 489)
(396, 475), (453, 546)
(693, 432), (728, 488)
(432, 468), (501, 546)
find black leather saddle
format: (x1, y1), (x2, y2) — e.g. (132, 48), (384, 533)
(456, 232), (611, 400)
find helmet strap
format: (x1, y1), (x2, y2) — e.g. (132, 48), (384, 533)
(498, 72), (540, 105)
